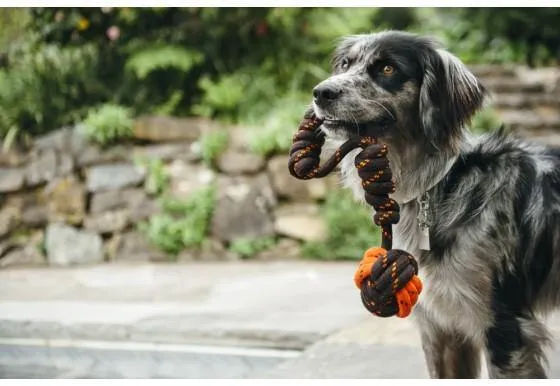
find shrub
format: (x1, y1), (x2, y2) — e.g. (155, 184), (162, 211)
(0, 39), (104, 144)
(6, 7), (558, 147)
(200, 130), (229, 168)
(81, 104), (133, 145)
(139, 185), (217, 256)
(246, 92), (311, 156)
(136, 157), (170, 196)
(303, 189), (380, 261)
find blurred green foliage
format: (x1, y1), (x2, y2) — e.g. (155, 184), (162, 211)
(200, 129), (229, 168)
(1, 7), (557, 147)
(303, 189), (380, 261)
(1, 7), (556, 260)
(229, 237), (277, 259)
(81, 104), (133, 145)
(139, 185), (217, 256)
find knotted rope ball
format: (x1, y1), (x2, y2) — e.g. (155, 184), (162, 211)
(288, 110), (422, 318)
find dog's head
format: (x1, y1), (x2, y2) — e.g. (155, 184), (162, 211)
(312, 31), (488, 152)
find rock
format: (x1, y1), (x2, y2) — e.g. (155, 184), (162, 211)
(25, 150), (58, 186)
(0, 168), (25, 193)
(211, 173), (276, 243)
(83, 210), (129, 234)
(90, 188), (158, 224)
(274, 203), (326, 242)
(255, 238), (302, 260)
(228, 127), (251, 152)
(57, 153), (74, 176)
(0, 205), (21, 238)
(45, 223), (104, 266)
(34, 127), (73, 151)
(86, 163), (146, 192)
(267, 155), (339, 201)
(470, 64), (517, 78)
(108, 231), (168, 262)
(177, 239), (238, 262)
(198, 239), (238, 261)
(0, 230), (45, 267)
(45, 177), (86, 225)
(275, 203), (321, 216)
(167, 160), (216, 200)
(76, 145), (130, 167)
(0, 149), (27, 167)
(217, 152), (265, 175)
(0, 240), (13, 257)
(8, 192), (50, 228)
(133, 116), (217, 142)
(128, 198), (160, 223)
(90, 188), (147, 214)
(0, 246), (46, 268)
(133, 143), (200, 163)
(34, 126), (89, 156)
(21, 206), (49, 228)
(268, 155), (307, 200)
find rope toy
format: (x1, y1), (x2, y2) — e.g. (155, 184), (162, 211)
(288, 109), (423, 318)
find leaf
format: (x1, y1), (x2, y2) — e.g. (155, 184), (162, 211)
(125, 45), (203, 79)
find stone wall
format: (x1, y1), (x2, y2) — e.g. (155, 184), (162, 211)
(1, 65), (559, 268)
(0, 116), (339, 267)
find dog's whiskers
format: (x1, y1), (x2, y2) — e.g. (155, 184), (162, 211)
(369, 100), (395, 121)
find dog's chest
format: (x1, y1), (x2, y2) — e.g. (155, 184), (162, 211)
(394, 206), (492, 342)
(338, 155), (492, 340)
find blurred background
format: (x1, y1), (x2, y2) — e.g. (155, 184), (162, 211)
(1, 7), (560, 379)
(1, 7), (560, 264)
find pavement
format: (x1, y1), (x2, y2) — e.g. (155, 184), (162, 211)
(0, 261), (560, 378)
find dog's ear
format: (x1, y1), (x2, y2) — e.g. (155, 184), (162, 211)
(419, 48), (487, 149)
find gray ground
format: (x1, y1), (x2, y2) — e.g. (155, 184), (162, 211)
(0, 343), (294, 379)
(1, 261), (559, 379)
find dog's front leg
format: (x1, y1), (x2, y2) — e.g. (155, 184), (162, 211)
(416, 306), (482, 378)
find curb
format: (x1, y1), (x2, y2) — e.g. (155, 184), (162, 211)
(0, 319), (320, 351)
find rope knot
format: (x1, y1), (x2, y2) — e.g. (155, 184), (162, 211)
(354, 247), (422, 318)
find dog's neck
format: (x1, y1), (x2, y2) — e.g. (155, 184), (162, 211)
(385, 140), (460, 204)
(330, 128), (472, 206)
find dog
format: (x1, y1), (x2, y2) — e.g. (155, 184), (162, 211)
(311, 30), (560, 378)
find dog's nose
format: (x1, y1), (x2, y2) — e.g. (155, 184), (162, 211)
(313, 84), (342, 104)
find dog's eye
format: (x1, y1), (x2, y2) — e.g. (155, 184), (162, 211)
(341, 58), (350, 70)
(382, 65), (395, 75)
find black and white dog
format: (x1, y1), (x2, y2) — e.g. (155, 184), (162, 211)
(311, 31), (560, 378)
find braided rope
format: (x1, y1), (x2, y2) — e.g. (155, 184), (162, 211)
(288, 111), (422, 318)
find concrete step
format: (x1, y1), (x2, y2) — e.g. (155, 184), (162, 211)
(483, 78), (545, 94)
(490, 93), (560, 109)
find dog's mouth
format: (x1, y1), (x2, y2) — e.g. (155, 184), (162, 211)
(321, 116), (395, 137)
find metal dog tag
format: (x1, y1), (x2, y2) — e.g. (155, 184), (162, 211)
(419, 225), (431, 251)
(417, 192), (431, 251)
